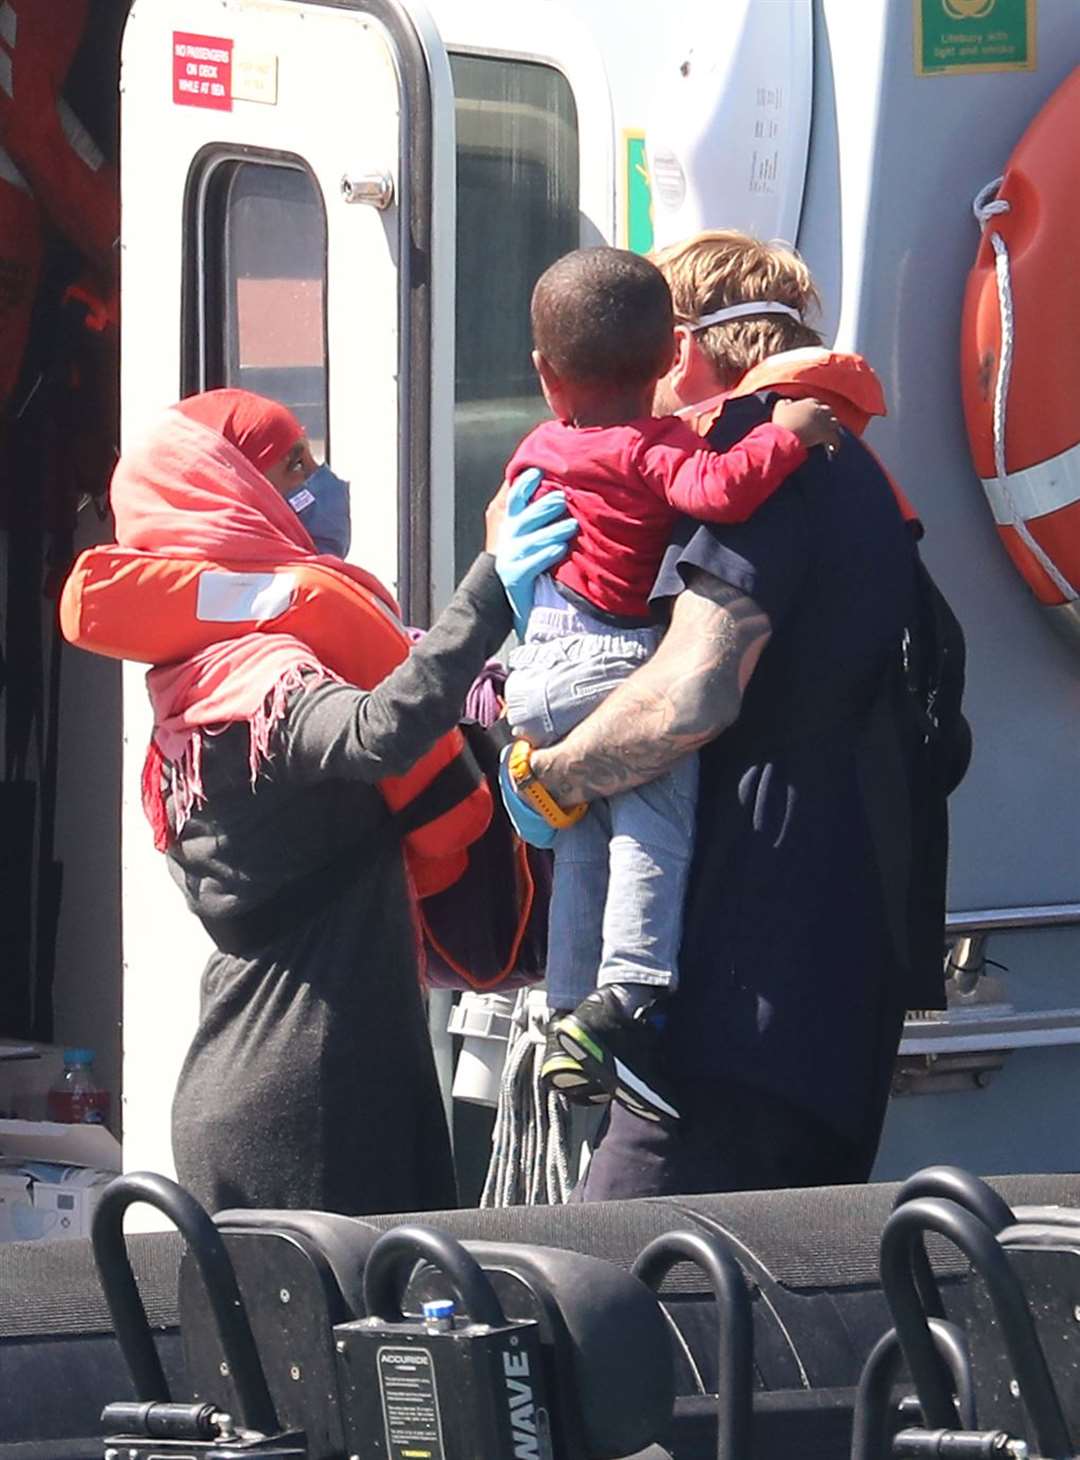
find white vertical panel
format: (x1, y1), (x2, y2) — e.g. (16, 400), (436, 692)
(644, 0), (814, 250)
(120, 0), (416, 1193)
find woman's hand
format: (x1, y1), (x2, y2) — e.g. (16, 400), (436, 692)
(493, 469), (578, 637)
(484, 479), (511, 553)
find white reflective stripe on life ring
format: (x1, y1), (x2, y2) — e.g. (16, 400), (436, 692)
(981, 437), (1080, 526)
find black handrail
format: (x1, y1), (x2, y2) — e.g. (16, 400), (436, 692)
(363, 1225), (507, 1327)
(880, 1197), (1071, 1458)
(851, 1319), (975, 1460)
(632, 1230), (752, 1460)
(91, 1171), (279, 1437)
(893, 1167), (1016, 1321)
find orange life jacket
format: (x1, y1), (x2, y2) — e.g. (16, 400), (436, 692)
(0, 0), (118, 278)
(0, 1), (120, 543)
(683, 348), (921, 527)
(59, 546), (493, 899)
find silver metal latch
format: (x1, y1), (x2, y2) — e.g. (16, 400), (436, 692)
(341, 170), (394, 209)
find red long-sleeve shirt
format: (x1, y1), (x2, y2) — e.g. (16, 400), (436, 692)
(505, 414), (808, 619)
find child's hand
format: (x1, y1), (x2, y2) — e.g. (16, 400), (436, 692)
(772, 396), (841, 454)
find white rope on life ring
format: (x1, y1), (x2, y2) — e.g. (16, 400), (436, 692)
(972, 177), (1079, 601)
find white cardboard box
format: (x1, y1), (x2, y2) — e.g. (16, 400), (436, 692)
(0, 1121), (121, 1244)
(0, 1118), (122, 1170)
(0, 1161), (116, 1243)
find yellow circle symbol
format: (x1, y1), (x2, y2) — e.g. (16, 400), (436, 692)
(942, 0), (996, 18)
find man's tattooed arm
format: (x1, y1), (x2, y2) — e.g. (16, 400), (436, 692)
(531, 569), (772, 806)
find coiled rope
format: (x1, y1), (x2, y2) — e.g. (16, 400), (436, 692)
(481, 991), (573, 1208)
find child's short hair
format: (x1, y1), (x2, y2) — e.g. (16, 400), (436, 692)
(531, 247), (674, 390)
(652, 230), (823, 387)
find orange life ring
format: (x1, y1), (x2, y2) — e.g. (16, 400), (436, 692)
(59, 545), (493, 898)
(961, 66), (1080, 630)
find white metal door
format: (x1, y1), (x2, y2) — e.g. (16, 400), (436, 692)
(119, 0), (452, 1183)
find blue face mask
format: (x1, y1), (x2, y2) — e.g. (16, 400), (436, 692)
(288, 465), (352, 558)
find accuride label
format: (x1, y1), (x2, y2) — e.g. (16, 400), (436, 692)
(377, 1347), (446, 1460)
(173, 33), (233, 111)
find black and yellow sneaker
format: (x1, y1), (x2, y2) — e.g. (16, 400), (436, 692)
(540, 1026), (609, 1105)
(553, 986), (680, 1124)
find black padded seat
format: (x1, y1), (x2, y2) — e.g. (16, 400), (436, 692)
(0, 1171), (1078, 1455)
(961, 1212), (1080, 1446)
(214, 1206), (380, 1317)
(190, 1217), (676, 1460)
(410, 1239), (675, 1460)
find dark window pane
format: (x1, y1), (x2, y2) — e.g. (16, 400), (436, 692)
(451, 55), (579, 577)
(211, 162), (328, 454)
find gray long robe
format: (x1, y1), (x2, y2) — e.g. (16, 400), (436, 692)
(167, 555), (510, 1215)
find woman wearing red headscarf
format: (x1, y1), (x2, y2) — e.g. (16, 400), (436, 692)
(108, 388), (569, 1215)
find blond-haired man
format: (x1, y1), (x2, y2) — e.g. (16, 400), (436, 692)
(525, 232), (942, 1197)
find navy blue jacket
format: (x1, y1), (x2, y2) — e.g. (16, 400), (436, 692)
(652, 396), (920, 1143)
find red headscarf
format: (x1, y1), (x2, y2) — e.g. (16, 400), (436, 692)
(173, 388), (305, 475)
(110, 389), (396, 848)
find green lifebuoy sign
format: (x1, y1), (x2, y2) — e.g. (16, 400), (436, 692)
(915, 0), (1036, 76)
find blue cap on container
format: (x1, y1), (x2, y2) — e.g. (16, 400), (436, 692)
(422, 1299), (455, 1321)
(63, 1049), (95, 1066)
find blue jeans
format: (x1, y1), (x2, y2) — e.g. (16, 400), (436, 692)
(504, 579), (698, 1011)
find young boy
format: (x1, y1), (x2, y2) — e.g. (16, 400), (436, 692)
(501, 247), (839, 1123)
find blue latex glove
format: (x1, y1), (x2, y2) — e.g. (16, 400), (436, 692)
(498, 743), (558, 849)
(494, 468), (578, 637)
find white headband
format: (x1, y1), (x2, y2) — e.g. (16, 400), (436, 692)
(690, 301), (804, 331)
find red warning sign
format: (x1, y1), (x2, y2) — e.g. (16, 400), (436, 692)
(173, 32), (233, 111)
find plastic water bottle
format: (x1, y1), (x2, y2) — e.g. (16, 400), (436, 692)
(46, 1049), (111, 1126)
